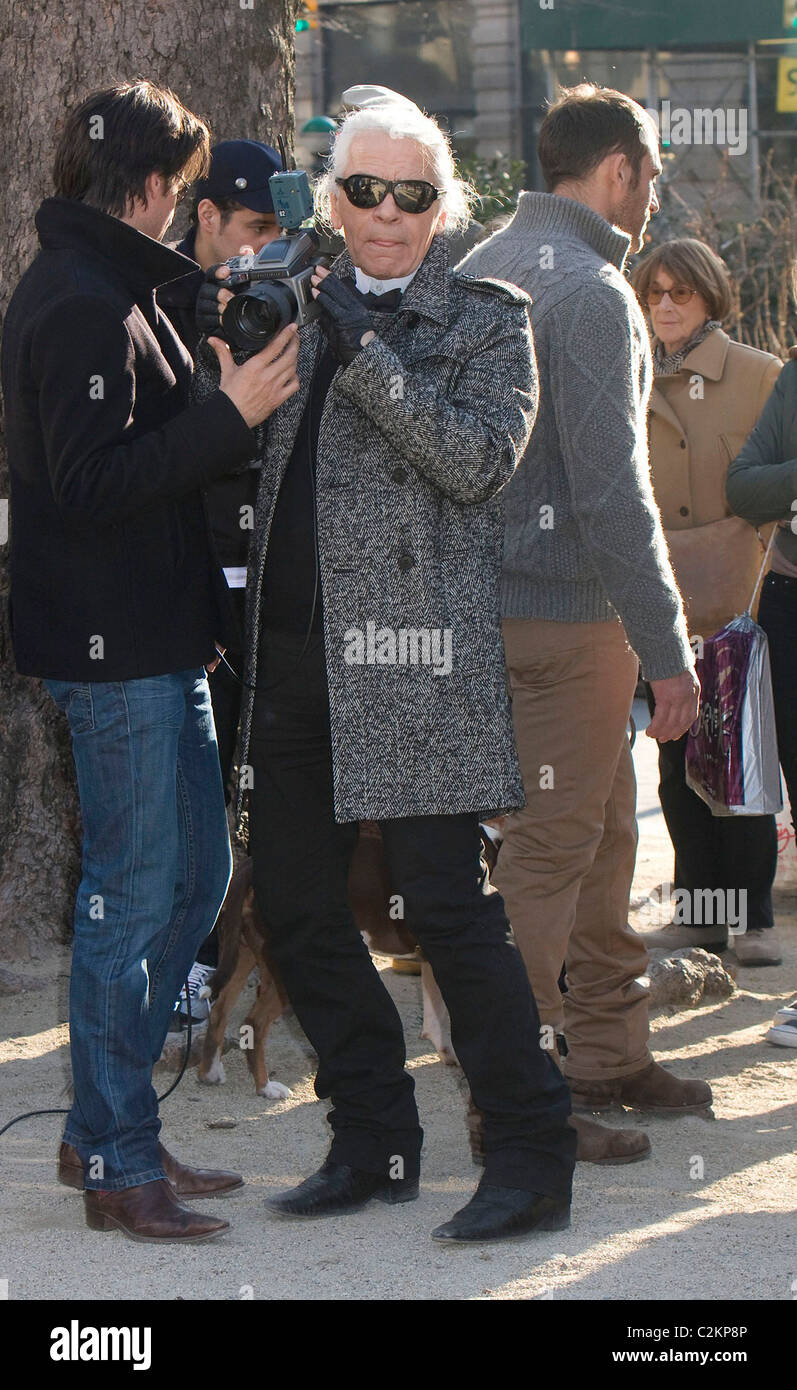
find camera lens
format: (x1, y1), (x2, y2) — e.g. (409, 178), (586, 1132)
(222, 281), (295, 351)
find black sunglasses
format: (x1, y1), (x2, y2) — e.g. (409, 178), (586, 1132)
(335, 174), (440, 214)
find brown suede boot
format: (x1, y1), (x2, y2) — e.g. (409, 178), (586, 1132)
(84, 1178), (229, 1243)
(568, 1114), (651, 1164)
(59, 1141), (243, 1196)
(570, 1061), (712, 1115)
(465, 1096), (650, 1166)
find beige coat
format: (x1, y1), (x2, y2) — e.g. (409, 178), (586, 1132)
(648, 328), (782, 638)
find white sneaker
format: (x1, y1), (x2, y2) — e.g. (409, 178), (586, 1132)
(732, 929), (782, 967)
(765, 1019), (797, 1048)
(174, 961), (215, 1026)
(637, 920), (727, 952)
(774, 998), (797, 1025)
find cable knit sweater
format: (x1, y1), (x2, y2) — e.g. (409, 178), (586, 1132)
(457, 193), (692, 681)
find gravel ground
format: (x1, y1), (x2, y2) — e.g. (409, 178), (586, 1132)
(1, 702), (795, 1301)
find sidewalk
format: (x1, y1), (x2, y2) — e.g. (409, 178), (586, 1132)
(0, 703), (795, 1300)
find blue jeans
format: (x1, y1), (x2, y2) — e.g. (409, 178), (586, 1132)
(44, 669), (232, 1190)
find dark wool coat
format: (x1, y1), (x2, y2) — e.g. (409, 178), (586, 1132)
(205, 233), (537, 821)
(2, 198), (256, 681)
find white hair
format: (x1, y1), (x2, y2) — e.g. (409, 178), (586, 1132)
(314, 104), (477, 235)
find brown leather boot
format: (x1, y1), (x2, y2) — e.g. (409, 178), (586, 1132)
(569, 1114), (651, 1164)
(570, 1061), (712, 1115)
(84, 1178), (229, 1243)
(732, 929), (782, 967)
(158, 1144), (243, 1196)
(59, 1141), (243, 1196)
(58, 1142), (86, 1191)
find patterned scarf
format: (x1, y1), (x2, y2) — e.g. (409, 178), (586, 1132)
(653, 319), (722, 377)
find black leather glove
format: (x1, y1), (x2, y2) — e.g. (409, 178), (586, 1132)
(195, 264), (228, 338)
(314, 273), (374, 367)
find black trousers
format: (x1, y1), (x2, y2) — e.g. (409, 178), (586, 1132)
(646, 686), (776, 929)
(758, 571), (797, 828)
(247, 629), (575, 1196)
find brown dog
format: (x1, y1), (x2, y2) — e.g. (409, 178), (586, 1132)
(198, 855), (291, 1098)
(352, 823), (458, 1066)
(198, 820), (472, 1095)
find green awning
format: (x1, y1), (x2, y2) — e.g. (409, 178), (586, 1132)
(522, 0), (794, 50)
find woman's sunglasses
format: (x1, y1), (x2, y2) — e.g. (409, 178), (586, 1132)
(335, 174), (440, 215)
(644, 284), (698, 307)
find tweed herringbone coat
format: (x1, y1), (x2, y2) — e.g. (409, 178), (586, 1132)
(218, 234), (537, 822)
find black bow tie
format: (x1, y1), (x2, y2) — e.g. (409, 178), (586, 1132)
(358, 287), (403, 311)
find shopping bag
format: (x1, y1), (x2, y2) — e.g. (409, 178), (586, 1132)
(684, 527), (782, 816)
(685, 612), (782, 816)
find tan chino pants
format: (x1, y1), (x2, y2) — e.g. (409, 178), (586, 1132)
(493, 617), (652, 1082)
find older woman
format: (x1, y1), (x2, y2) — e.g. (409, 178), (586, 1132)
(201, 99), (576, 1244)
(632, 239), (782, 967)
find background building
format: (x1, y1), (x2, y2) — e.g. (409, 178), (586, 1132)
(295, 0), (797, 216)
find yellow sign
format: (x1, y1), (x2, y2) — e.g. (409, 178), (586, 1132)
(777, 56), (797, 111)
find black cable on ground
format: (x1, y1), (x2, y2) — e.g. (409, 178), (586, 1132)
(0, 977), (195, 1138)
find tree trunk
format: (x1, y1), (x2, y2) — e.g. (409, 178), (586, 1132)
(0, 0), (300, 963)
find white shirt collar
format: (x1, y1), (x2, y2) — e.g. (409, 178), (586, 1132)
(353, 265), (419, 297)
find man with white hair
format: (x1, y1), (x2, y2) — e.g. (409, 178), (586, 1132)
(198, 97), (576, 1243)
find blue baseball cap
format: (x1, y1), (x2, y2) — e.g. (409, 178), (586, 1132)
(194, 139), (283, 213)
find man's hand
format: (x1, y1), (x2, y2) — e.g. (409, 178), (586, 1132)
(647, 668), (701, 743)
(208, 323), (300, 428)
(206, 644), (225, 675)
(311, 264), (376, 366)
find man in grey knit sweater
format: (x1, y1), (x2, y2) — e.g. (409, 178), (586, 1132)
(459, 85), (708, 1150)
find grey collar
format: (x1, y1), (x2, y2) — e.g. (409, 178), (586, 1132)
(512, 191), (632, 270)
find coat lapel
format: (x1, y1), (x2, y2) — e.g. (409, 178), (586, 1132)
(682, 328), (729, 381)
(648, 384), (685, 437)
(649, 329), (731, 435)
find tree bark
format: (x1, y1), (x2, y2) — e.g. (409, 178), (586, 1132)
(0, 0), (300, 963)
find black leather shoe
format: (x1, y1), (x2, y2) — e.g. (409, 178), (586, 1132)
(266, 1159), (419, 1219)
(431, 1180), (570, 1244)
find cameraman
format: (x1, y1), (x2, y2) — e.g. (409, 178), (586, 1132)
(159, 140), (283, 1022)
(1, 80), (299, 1244)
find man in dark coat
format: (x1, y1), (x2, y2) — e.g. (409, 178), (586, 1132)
(1, 80), (299, 1243)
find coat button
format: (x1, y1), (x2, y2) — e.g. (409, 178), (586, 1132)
(398, 553), (416, 572)
(680, 506), (689, 516)
(680, 439), (687, 449)
(392, 467), (408, 483)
